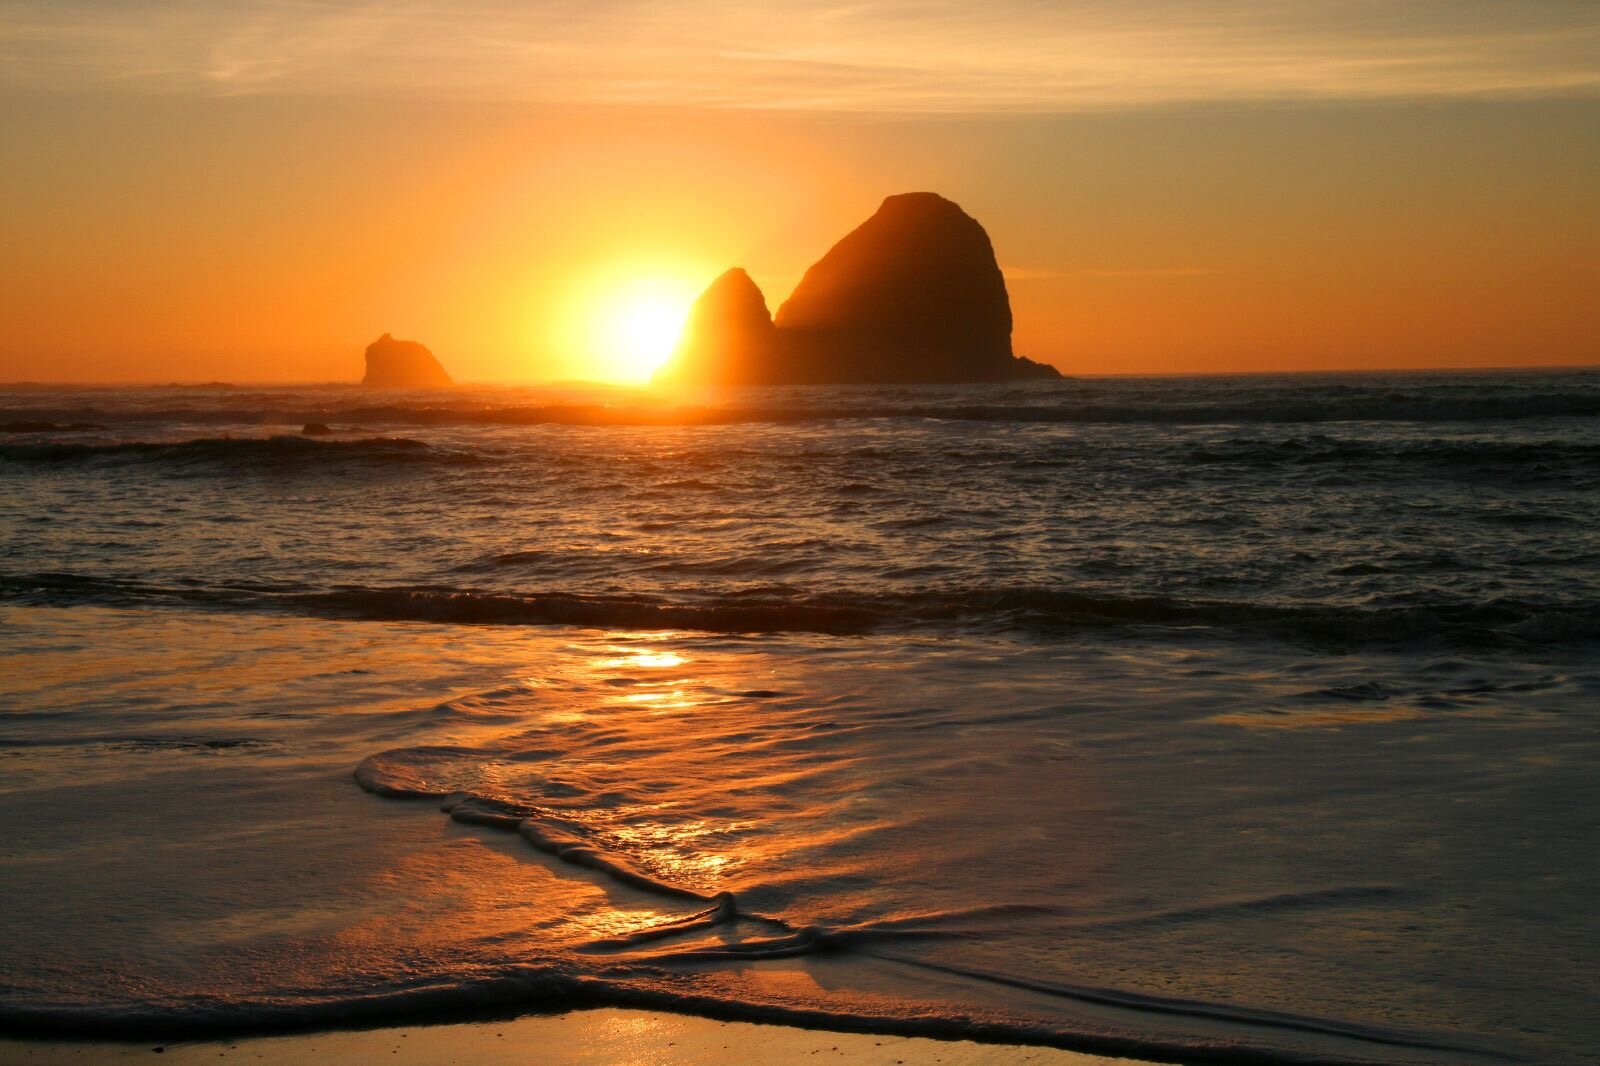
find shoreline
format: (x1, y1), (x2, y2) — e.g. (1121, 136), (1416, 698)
(0, 1007), (1149, 1065)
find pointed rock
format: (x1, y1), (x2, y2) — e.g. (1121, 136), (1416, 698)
(655, 268), (776, 386)
(361, 334), (454, 388)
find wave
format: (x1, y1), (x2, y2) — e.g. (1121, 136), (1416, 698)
(0, 435), (489, 469)
(6, 571), (1596, 649)
(881, 392), (1600, 425)
(8, 429), (1597, 489)
(0, 733), (270, 753)
(312, 754), (1519, 1064)
(0, 967), (1515, 1064)
(0, 742), (1514, 1062)
(0, 420), (105, 433)
(1185, 435), (1600, 469)
(5, 381), (1599, 429)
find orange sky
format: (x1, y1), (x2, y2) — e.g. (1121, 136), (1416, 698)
(1, 2), (1597, 383)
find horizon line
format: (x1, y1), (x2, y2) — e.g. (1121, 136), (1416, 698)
(5, 361), (1597, 391)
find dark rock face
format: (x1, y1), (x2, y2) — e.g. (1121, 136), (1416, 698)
(775, 192), (1025, 382)
(655, 269), (775, 387)
(361, 334), (453, 388)
(658, 193), (1059, 385)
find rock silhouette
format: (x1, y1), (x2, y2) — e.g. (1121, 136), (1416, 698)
(361, 334), (454, 388)
(658, 193), (1059, 385)
(659, 268), (777, 387)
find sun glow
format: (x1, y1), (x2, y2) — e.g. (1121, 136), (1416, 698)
(567, 270), (703, 383)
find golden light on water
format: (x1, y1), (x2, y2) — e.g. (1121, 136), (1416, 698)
(594, 648), (689, 670)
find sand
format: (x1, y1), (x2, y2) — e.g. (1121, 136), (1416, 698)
(0, 1008), (1148, 1065)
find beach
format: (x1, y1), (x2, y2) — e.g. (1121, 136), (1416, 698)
(0, 1008), (1138, 1065)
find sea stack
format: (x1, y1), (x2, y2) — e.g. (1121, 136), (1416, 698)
(360, 334), (454, 388)
(657, 193), (1059, 385)
(658, 269), (777, 387)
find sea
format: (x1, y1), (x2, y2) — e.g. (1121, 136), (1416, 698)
(2, 370), (1598, 1064)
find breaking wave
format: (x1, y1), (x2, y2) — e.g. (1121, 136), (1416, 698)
(5, 373), (1599, 430)
(7, 430), (1599, 489)
(0, 970), (1509, 1064)
(0, 435), (488, 469)
(1186, 435), (1600, 467)
(4, 571), (1595, 649)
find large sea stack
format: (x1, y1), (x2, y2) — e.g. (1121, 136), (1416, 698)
(657, 193), (1059, 385)
(361, 334), (454, 388)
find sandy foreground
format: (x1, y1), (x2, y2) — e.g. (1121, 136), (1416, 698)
(0, 1008), (1149, 1065)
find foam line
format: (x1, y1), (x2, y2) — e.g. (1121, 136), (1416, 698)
(11, 571), (1598, 647)
(866, 952), (1498, 1058)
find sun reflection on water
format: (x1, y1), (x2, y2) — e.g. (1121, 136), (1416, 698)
(603, 815), (749, 883)
(614, 688), (696, 711)
(593, 646), (689, 670)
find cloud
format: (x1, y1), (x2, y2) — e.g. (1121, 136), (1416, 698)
(3, 1), (1598, 112)
(1077, 267), (1221, 278)
(1004, 267), (1219, 279)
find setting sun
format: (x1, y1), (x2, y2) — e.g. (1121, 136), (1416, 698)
(567, 272), (703, 383)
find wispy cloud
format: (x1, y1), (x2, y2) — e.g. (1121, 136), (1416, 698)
(1002, 268), (1069, 280)
(1077, 267), (1220, 278)
(1005, 266), (1219, 279)
(3, 1), (1598, 112)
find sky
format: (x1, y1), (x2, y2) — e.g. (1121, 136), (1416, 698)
(1, 0), (1597, 382)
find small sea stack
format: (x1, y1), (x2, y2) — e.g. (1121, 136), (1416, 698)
(361, 334), (454, 388)
(659, 268), (778, 387)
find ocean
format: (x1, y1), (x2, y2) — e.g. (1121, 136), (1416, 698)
(2, 370), (1598, 1063)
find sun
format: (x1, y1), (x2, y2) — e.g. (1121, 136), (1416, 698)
(550, 260), (712, 384)
(584, 276), (700, 383)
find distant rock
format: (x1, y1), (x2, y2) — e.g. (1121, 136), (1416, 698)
(361, 334), (453, 388)
(300, 422), (335, 436)
(658, 193), (1060, 385)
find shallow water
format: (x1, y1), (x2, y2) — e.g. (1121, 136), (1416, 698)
(3, 372), (1598, 1062)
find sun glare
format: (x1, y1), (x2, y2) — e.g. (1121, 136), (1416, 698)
(579, 274), (701, 383)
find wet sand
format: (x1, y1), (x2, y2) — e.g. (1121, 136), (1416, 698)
(0, 1008), (1147, 1065)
